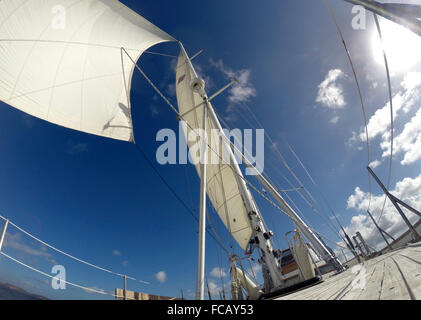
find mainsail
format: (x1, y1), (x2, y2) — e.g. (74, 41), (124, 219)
(175, 49), (253, 250)
(0, 0), (174, 141)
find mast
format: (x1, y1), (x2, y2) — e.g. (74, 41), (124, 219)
(196, 96), (208, 300)
(178, 42), (209, 300)
(178, 43), (285, 292)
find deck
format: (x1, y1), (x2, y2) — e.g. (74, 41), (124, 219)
(276, 241), (421, 300)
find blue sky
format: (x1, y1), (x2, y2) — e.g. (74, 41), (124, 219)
(0, 0), (421, 299)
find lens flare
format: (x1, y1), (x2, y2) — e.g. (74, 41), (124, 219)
(372, 18), (421, 73)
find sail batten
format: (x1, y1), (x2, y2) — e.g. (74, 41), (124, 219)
(0, 0), (174, 141)
(175, 49), (253, 250)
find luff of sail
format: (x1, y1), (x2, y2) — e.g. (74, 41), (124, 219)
(175, 49), (253, 250)
(0, 0), (174, 141)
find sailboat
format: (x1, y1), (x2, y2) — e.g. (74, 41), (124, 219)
(0, 0), (420, 300)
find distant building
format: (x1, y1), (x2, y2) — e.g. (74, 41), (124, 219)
(114, 288), (182, 300)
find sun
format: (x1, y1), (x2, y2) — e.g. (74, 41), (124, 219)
(372, 18), (421, 73)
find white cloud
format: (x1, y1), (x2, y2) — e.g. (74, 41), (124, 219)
(330, 115), (340, 124)
(5, 233), (51, 258)
(368, 159), (382, 169)
(359, 72), (421, 142)
(167, 83), (176, 96)
(207, 280), (221, 296)
(150, 105), (160, 118)
(155, 271), (167, 283)
(347, 72), (421, 153)
(83, 286), (107, 295)
(66, 141), (88, 155)
(316, 69), (346, 109)
(193, 62), (214, 90)
(207, 279), (231, 298)
(3, 233), (58, 265)
(346, 186), (366, 209)
(346, 131), (363, 150)
(210, 58), (256, 104)
(210, 267), (227, 278)
(345, 173), (421, 251)
(112, 250), (121, 256)
(248, 263), (262, 278)
(381, 107), (421, 165)
(401, 71), (421, 91)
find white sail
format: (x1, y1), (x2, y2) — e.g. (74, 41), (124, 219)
(175, 49), (253, 250)
(0, 0), (174, 141)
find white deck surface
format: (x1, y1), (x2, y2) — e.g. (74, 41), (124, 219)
(276, 241), (421, 300)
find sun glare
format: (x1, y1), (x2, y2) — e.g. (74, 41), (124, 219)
(372, 18), (421, 73)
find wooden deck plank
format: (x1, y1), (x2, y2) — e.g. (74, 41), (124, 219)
(300, 269), (360, 300)
(278, 275), (340, 300)
(378, 252), (412, 300)
(391, 253), (421, 299)
(339, 261), (381, 300)
(281, 266), (365, 300)
(325, 263), (372, 300)
(276, 241), (421, 300)
(354, 259), (385, 300)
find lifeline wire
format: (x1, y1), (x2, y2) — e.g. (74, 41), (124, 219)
(0, 251), (138, 300)
(0, 215), (149, 284)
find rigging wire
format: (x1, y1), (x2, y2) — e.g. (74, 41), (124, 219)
(215, 107), (352, 258)
(125, 49), (230, 251)
(122, 47), (272, 212)
(317, 232), (354, 252)
(214, 115), (351, 256)
(238, 101), (345, 237)
(280, 135), (346, 229)
(265, 154), (343, 237)
(279, 134), (355, 244)
(206, 204), (234, 300)
(0, 215), (149, 284)
(184, 165), (196, 214)
(124, 46), (351, 263)
(206, 204), (231, 257)
(372, 14), (394, 225)
(322, 0), (373, 220)
(227, 101), (330, 224)
(247, 257), (258, 284)
(143, 50), (177, 58)
(122, 47), (303, 244)
(217, 103), (345, 242)
(235, 255), (253, 296)
(214, 230), (227, 299)
(133, 142), (230, 256)
(184, 165), (198, 234)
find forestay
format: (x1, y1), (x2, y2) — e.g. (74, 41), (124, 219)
(175, 49), (253, 250)
(0, 0), (174, 141)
